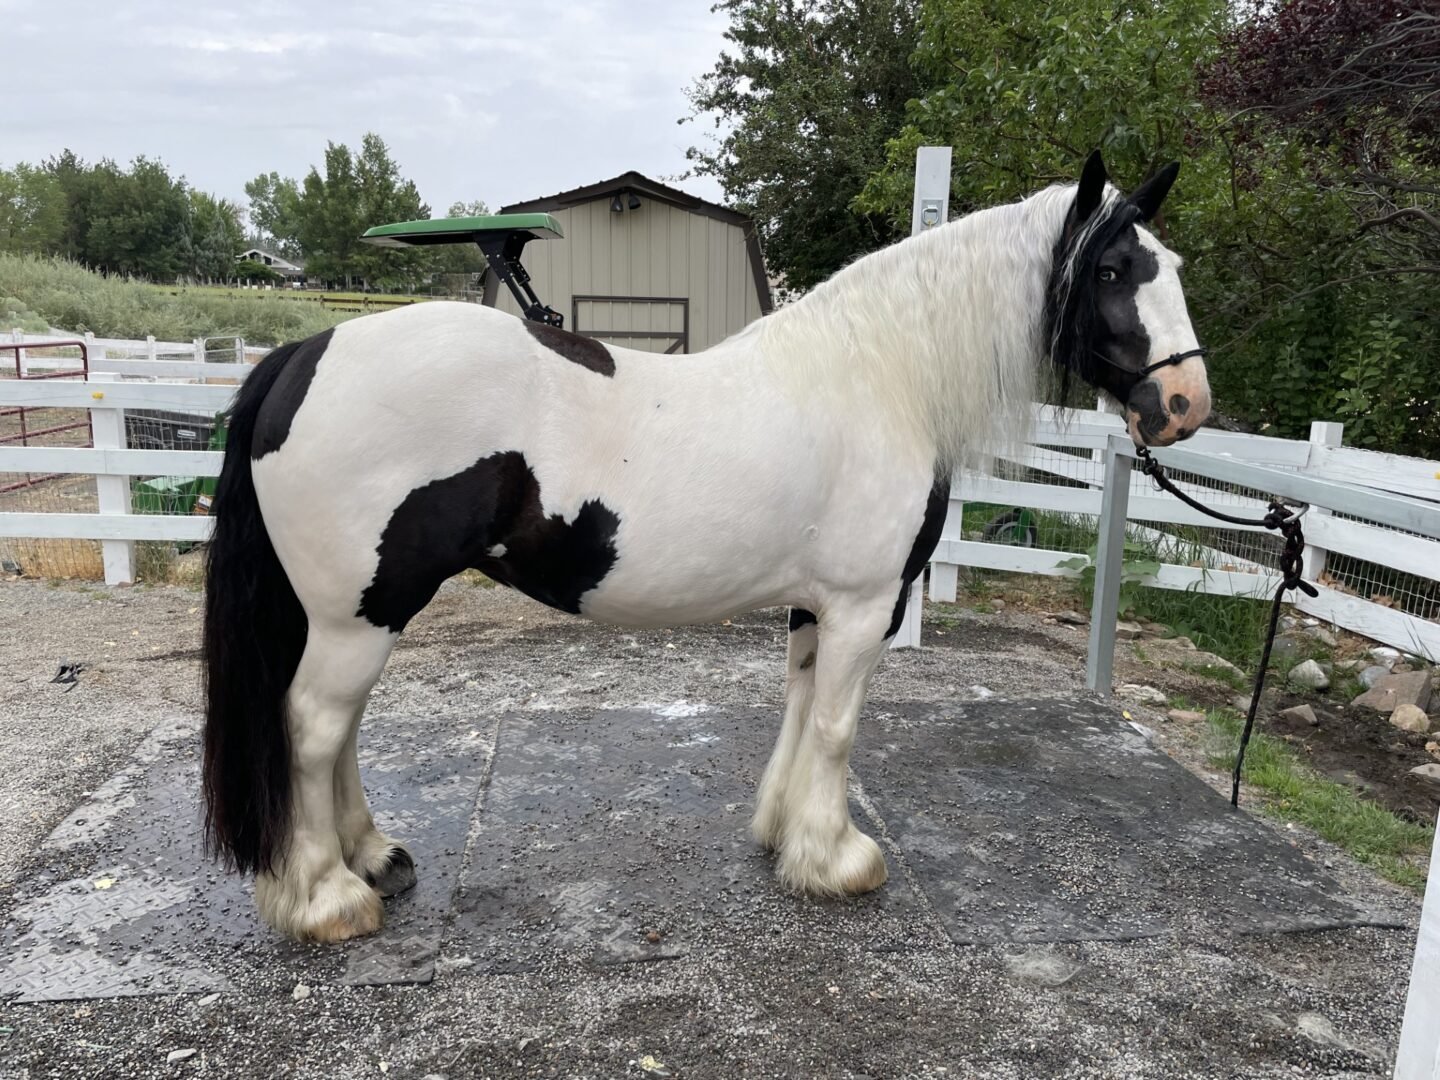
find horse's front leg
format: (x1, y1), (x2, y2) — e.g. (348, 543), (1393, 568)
(752, 608), (819, 850)
(775, 599), (893, 896)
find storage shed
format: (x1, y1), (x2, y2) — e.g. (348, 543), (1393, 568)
(489, 172), (773, 353)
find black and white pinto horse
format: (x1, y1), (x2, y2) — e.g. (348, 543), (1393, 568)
(203, 152), (1211, 942)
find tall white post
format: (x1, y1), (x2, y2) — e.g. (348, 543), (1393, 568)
(1394, 814), (1440, 1079)
(89, 372), (135, 585)
(1302, 421), (1343, 585)
(893, 145), (952, 650)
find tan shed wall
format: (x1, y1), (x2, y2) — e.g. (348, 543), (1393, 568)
(491, 199), (763, 352)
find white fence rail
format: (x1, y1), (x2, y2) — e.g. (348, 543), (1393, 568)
(926, 405), (1440, 663)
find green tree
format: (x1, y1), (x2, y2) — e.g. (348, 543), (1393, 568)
(243, 172), (303, 259)
(684, 0), (924, 290)
(426, 198), (491, 283)
(183, 190), (245, 282)
(0, 164), (66, 254)
(855, 0), (1225, 222)
(293, 134), (430, 290)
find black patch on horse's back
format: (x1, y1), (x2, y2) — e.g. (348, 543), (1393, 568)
(788, 608), (817, 633)
(887, 473), (951, 639)
(358, 451), (620, 633)
(526, 322), (615, 377)
(250, 328), (335, 459)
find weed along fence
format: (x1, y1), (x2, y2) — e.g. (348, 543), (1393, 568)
(924, 404), (1440, 664)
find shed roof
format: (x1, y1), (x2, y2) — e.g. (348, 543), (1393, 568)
(502, 172), (772, 314)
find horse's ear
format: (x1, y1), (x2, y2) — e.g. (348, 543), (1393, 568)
(1130, 161), (1180, 221)
(1074, 150), (1107, 225)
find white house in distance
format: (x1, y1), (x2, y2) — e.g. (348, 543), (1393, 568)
(490, 172), (772, 353)
(236, 248), (305, 283)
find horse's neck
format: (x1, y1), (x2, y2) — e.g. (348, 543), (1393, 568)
(757, 197), (1059, 470)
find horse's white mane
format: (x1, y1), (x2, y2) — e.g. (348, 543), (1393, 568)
(753, 181), (1123, 472)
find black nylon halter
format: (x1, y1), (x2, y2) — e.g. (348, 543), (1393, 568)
(1095, 346), (1207, 380)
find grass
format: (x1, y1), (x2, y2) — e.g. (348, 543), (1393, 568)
(0, 253), (355, 346)
(1199, 702), (1433, 890)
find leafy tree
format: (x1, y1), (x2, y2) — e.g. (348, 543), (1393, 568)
(234, 258), (285, 285)
(293, 134), (430, 290)
(243, 172), (303, 259)
(855, 0), (1225, 222)
(0, 164), (66, 255)
(684, 0), (924, 290)
(183, 191), (245, 282)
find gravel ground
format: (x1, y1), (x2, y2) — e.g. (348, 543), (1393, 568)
(0, 576), (1424, 1079)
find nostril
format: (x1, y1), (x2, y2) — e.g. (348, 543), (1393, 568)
(1169, 394), (1190, 416)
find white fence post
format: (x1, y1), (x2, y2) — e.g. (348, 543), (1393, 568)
(892, 144), (953, 649)
(1394, 813), (1440, 1079)
(88, 372), (136, 585)
(1302, 421), (1343, 586)
(193, 337), (205, 366)
(1086, 436), (1134, 694)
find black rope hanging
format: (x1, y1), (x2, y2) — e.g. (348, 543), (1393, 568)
(1133, 445), (1319, 807)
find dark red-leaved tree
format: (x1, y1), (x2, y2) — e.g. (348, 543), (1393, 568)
(1202, 0), (1439, 273)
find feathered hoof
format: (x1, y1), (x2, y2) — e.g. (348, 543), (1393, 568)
(256, 864), (384, 943)
(777, 824), (888, 897)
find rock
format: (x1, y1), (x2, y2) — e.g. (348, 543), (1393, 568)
(197, 993), (220, 1007)
(1369, 646), (1402, 669)
(1409, 763), (1440, 794)
(1391, 704), (1431, 734)
(1188, 650), (1240, 676)
(1281, 704), (1319, 726)
(1139, 620), (1167, 635)
(1359, 665), (1390, 689)
(1167, 709), (1207, 723)
(1352, 669), (1433, 714)
(1334, 659), (1366, 673)
(1055, 610), (1088, 626)
(1116, 620), (1143, 640)
(1117, 683), (1167, 705)
(1288, 659), (1330, 691)
(291, 983), (311, 1002)
(166, 1049), (197, 1064)
(1303, 626), (1339, 648)
(990, 598), (1006, 612)
(1270, 633), (1311, 664)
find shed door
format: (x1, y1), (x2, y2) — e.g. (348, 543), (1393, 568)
(572, 295), (688, 354)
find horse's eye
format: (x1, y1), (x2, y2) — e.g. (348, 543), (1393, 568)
(1098, 267), (1118, 283)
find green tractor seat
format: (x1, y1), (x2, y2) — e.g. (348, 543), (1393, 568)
(361, 213), (565, 326)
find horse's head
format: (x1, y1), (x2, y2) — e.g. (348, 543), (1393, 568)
(1047, 152), (1211, 447)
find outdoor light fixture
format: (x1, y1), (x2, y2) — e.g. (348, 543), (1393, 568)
(610, 195), (624, 213)
(628, 193), (641, 211)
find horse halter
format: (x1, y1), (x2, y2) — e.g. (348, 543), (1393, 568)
(1095, 346), (1207, 397)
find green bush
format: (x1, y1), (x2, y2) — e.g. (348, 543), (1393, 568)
(0, 252), (349, 346)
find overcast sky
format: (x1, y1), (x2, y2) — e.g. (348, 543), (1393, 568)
(3, 0), (732, 219)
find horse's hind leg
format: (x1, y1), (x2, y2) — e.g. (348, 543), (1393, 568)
(753, 609), (818, 849)
(335, 724), (415, 897)
(776, 600), (892, 896)
(255, 620), (395, 942)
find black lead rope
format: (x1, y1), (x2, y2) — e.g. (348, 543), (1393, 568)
(1133, 445), (1319, 807)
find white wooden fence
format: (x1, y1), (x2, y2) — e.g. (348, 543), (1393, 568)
(924, 404), (1440, 663)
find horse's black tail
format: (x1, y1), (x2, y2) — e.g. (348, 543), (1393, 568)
(202, 341), (310, 875)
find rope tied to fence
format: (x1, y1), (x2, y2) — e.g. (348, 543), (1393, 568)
(1134, 444), (1319, 808)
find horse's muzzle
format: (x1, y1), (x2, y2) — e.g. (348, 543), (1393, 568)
(1126, 354), (1212, 447)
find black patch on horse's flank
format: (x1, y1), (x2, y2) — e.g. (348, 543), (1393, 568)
(887, 473), (951, 639)
(358, 451), (620, 633)
(526, 321), (616, 377)
(250, 328), (335, 459)
(788, 607), (817, 633)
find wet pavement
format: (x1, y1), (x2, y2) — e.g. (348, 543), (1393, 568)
(0, 699), (1399, 1005)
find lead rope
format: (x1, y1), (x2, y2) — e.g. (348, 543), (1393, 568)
(1133, 445), (1319, 807)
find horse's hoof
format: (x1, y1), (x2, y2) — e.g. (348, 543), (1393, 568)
(367, 845), (417, 898)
